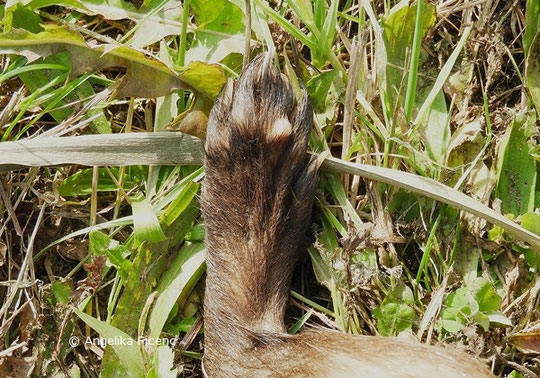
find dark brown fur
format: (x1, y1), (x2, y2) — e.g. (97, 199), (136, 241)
(201, 55), (493, 377)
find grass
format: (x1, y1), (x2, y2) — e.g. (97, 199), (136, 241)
(0, 0), (539, 377)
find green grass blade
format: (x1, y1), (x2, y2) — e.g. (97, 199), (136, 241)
(254, 0), (316, 50)
(320, 0), (339, 60)
(413, 26), (472, 126)
(287, 0), (320, 39)
(404, 0), (424, 123)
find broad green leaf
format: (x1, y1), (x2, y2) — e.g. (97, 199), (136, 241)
(187, 0), (245, 63)
(179, 61), (227, 100)
(352, 249), (378, 272)
(441, 292), (469, 334)
(524, 246), (540, 270)
(89, 231), (132, 280)
(467, 291), (480, 314)
(389, 284), (415, 305)
(7, 3), (44, 33)
(445, 287), (469, 310)
(470, 277), (502, 313)
(440, 318), (463, 333)
(441, 306), (465, 321)
(51, 280), (72, 305)
(373, 301), (415, 336)
(422, 89), (449, 165)
(496, 113), (536, 216)
(88, 230), (110, 254)
(117, 0), (183, 48)
(372, 284), (415, 336)
(131, 196), (167, 246)
(306, 70), (344, 123)
(149, 242), (206, 339)
(59, 167), (141, 196)
(521, 212), (540, 235)
(0, 24), (225, 99)
(73, 308), (144, 378)
(442, 277), (505, 333)
(487, 223), (506, 244)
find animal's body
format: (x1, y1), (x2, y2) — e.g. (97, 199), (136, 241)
(201, 54), (493, 378)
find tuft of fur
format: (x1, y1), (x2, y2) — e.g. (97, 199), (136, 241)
(201, 55), (493, 377)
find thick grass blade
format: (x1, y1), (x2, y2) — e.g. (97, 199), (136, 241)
(6, 130), (537, 250)
(0, 132), (204, 171)
(320, 0), (339, 61)
(413, 26), (472, 127)
(73, 308), (144, 377)
(132, 196), (167, 246)
(321, 156), (540, 251)
(149, 242), (206, 339)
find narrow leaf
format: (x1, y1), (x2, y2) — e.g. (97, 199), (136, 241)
(149, 242), (206, 339)
(73, 308), (144, 377)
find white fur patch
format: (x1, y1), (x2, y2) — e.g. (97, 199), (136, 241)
(270, 118), (292, 139)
